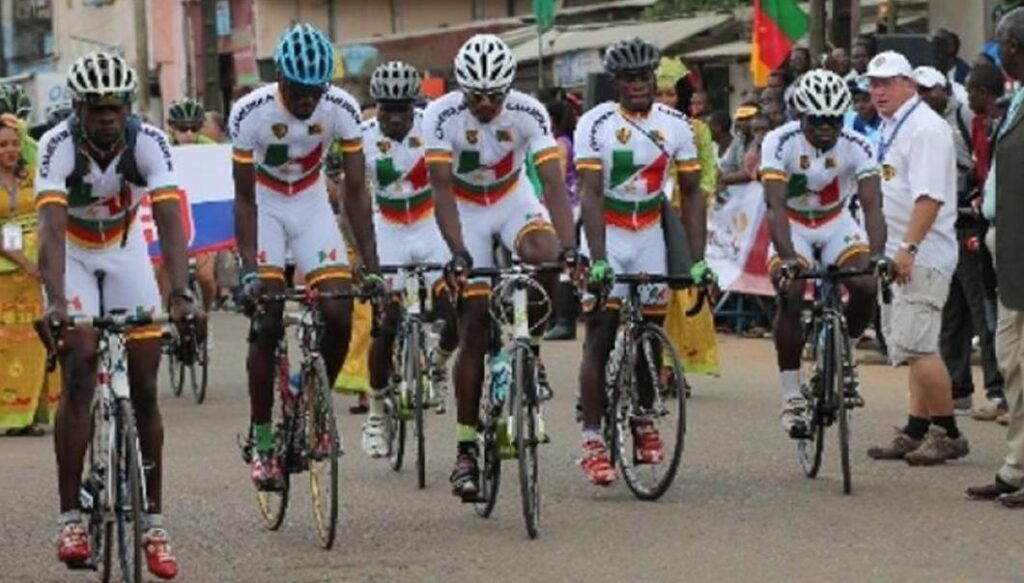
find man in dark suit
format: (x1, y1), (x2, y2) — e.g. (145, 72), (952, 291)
(966, 7), (1024, 508)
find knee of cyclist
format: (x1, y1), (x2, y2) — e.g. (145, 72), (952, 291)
(252, 317), (285, 349)
(321, 306), (351, 336)
(131, 384), (160, 418)
(846, 277), (877, 300)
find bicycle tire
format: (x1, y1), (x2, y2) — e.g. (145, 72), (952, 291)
(799, 325), (828, 478)
(835, 323), (852, 495)
(411, 326), (427, 490)
(389, 335), (407, 472)
(614, 324), (687, 501)
(306, 357), (340, 549)
(192, 335), (209, 404)
(167, 336), (184, 398)
(115, 399), (144, 583)
(512, 345), (540, 538)
(256, 351), (291, 530)
(87, 399), (114, 581)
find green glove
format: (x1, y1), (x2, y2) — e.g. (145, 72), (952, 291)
(588, 259), (614, 287)
(689, 259), (716, 285)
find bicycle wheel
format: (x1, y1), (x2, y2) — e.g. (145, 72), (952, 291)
(306, 357), (340, 549)
(410, 326), (428, 490)
(797, 405), (825, 478)
(511, 345), (540, 538)
(256, 351), (291, 530)
(167, 334), (184, 398)
(115, 400), (144, 583)
(612, 324), (687, 501)
(388, 336), (407, 472)
(86, 399), (114, 581)
(474, 415), (501, 518)
(191, 334), (209, 404)
(834, 324), (852, 495)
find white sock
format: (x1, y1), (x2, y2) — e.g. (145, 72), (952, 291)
(781, 370), (802, 402)
(582, 428), (602, 443)
(368, 389), (386, 417)
(431, 347), (452, 367)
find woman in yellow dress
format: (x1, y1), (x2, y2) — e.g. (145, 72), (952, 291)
(0, 113), (58, 434)
(655, 58), (720, 378)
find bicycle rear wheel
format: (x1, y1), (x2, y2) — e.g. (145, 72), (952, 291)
(191, 334), (209, 404)
(613, 324), (687, 501)
(167, 335), (184, 398)
(256, 351), (291, 530)
(306, 357), (340, 549)
(511, 345), (540, 538)
(834, 325), (852, 494)
(115, 400), (144, 583)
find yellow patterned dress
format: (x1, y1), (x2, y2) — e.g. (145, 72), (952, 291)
(0, 167), (59, 428)
(664, 119), (720, 376)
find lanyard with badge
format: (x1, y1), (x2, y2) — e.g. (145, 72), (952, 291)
(876, 98), (922, 170)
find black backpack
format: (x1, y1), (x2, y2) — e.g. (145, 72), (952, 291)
(65, 114), (148, 247)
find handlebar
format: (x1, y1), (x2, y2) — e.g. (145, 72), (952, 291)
(467, 262), (566, 279)
(379, 262), (446, 275)
(593, 272), (711, 318)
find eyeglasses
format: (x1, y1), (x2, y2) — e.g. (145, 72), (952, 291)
(174, 124), (203, 134)
(466, 90), (507, 105)
(283, 80), (328, 101)
(805, 114), (843, 128)
(615, 70), (653, 83)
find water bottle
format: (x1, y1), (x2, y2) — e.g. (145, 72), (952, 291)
(489, 352), (511, 403)
(288, 372), (302, 398)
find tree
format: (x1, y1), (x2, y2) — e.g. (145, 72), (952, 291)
(644, 0), (747, 19)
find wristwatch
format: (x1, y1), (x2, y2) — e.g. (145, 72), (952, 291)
(171, 288), (196, 303)
(899, 241), (919, 256)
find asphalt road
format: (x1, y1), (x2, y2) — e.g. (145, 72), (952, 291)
(2, 312), (1022, 582)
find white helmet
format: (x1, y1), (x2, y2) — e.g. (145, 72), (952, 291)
(454, 34), (516, 92)
(792, 69), (851, 116)
(67, 52), (138, 104)
(369, 61), (421, 102)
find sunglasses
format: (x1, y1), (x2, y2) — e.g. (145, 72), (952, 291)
(174, 124), (203, 133)
(615, 70), (653, 83)
(283, 81), (328, 100)
(805, 114), (843, 128)
(466, 90), (507, 105)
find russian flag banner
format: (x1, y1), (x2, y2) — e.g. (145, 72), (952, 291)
(141, 144), (235, 260)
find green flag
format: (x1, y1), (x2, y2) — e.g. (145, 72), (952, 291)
(533, 0), (556, 32)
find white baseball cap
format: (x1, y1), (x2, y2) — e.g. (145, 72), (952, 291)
(913, 66), (947, 89)
(866, 50), (913, 79)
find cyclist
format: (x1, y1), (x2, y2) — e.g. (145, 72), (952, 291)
(574, 37), (713, 486)
(230, 23), (380, 490)
(36, 52), (201, 580)
(760, 70), (886, 437)
(423, 34), (577, 498)
(167, 98), (216, 145)
(0, 82), (32, 120)
(359, 61), (459, 457)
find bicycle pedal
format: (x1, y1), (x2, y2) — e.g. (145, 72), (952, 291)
(788, 425), (812, 440)
(64, 559), (97, 571)
(459, 492), (484, 504)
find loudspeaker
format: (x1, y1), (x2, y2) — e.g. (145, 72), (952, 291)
(584, 72), (616, 110)
(875, 34), (941, 68)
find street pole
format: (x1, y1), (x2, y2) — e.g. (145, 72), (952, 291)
(537, 31), (545, 90)
(134, 0), (151, 113)
(183, 1), (194, 98)
(850, 0), (861, 46)
(886, 0), (898, 33)
(201, 0), (222, 113)
(809, 0), (826, 62)
(830, 0), (852, 49)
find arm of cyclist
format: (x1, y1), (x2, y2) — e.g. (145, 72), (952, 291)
(763, 176), (801, 278)
(535, 156), (577, 252)
(37, 202), (68, 331)
(341, 148), (379, 273)
(152, 195), (200, 322)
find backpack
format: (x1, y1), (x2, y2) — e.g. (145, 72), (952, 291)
(65, 114), (147, 247)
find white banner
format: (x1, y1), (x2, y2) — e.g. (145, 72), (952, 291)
(706, 182), (767, 291)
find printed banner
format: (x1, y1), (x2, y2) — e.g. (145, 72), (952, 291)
(141, 144), (235, 260)
(706, 181), (773, 296)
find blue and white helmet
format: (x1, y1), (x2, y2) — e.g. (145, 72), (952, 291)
(274, 23), (335, 86)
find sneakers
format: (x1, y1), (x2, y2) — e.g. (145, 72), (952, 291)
(971, 396), (1008, 422)
(581, 438), (616, 486)
(966, 476), (1021, 500)
(535, 359), (553, 403)
(866, 428), (922, 460)
(953, 396), (973, 416)
(998, 488), (1024, 508)
(142, 527), (179, 580)
(450, 451), (480, 498)
(904, 427), (969, 466)
(997, 412), (1011, 426)
(429, 359), (449, 415)
(780, 397), (810, 439)
(250, 452), (284, 491)
(631, 418), (664, 464)
(56, 520), (90, 565)
(361, 416), (389, 458)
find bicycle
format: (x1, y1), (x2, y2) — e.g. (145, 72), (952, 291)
(467, 262), (562, 539)
(599, 273), (706, 501)
(165, 257), (208, 403)
(47, 273), (172, 583)
(780, 260), (891, 494)
(239, 286), (367, 550)
(378, 262), (445, 489)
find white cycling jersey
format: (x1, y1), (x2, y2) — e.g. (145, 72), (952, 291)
(229, 83), (362, 285)
(35, 120), (177, 324)
(362, 109), (448, 289)
(421, 90), (557, 274)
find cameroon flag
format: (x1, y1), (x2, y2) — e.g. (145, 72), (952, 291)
(752, 0), (809, 87)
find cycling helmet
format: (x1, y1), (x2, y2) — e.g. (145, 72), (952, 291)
(45, 103), (73, 126)
(0, 84), (31, 120)
(168, 98), (206, 127)
(274, 24), (335, 87)
(603, 37), (660, 74)
(369, 61), (421, 102)
(453, 34), (516, 92)
(67, 52), (138, 104)
(792, 69), (851, 116)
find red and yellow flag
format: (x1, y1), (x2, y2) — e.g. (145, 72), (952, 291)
(752, 0), (809, 87)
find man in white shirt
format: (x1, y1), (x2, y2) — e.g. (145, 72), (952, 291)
(864, 51), (970, 465)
